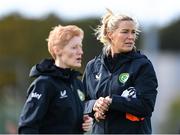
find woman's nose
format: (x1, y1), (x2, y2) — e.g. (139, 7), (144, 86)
(78, 48), (83, 55)
(128, 33), (136, 39)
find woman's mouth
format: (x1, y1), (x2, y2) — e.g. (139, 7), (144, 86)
(76, 58), (82, 62)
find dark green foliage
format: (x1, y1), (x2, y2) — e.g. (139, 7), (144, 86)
(0, 13), (61, 87)
(160, 96), (180, 133)
(159, 19), (180, 51)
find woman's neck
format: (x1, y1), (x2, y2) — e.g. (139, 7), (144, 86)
(110, 47), (121, 58)
(55, 59), (68, 69)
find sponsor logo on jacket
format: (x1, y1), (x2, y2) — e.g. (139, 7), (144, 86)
(60, 90), (68, 99)
(95, 73), (101, 81)
(31, 92), (42, 100)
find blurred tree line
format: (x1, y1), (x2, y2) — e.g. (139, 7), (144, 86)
(0, 13), (180, 133)
(159, 19), (180, 52)
(160, 95), (180, 133)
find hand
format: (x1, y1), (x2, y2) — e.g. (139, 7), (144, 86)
(93, 97), (110, 113)
(82, 115), (93, 132)
(93, 96), (112, 122)
(94, 111), (106, 122)
(105, 96), (112, 104)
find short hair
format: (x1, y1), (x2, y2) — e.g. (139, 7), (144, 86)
(46, 25), (84, 59)
(95, 9), (140, 48)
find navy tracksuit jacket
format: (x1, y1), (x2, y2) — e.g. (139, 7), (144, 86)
(83, 50), (158, 134)
(18, 59), (85, 134)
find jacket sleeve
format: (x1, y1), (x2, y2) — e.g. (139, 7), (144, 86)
(82, 62), (96, 117)
(18, 79), (54, 134)
(110, 62), (158, 117)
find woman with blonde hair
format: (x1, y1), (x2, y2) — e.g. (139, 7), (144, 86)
(18, 25), (93, 134)
(83, 9), (158, 134)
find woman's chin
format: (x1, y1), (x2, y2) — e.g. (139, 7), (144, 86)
(71, 64), (81, 69)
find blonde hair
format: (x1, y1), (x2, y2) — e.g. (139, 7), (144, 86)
(95, 9), (140, 52)
(47, 25), (84, 59)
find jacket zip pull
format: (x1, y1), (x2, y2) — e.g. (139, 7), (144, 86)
(70, 84), (74, 91)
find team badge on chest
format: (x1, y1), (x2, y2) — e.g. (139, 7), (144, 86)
(119, 73), (129, 84)
(77, 89), (85, 101)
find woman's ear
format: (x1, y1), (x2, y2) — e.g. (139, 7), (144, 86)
(53, 46), (62, 56)
(107, 32), (113, 41)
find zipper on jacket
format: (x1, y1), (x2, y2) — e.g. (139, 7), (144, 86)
(70, 83), (83, 132)
(108, 73), (113, 97)
(98, 57), (113, 133)
(101, 64), (112, 133)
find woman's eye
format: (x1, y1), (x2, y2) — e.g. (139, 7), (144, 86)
(121, 31), (128, 33)
(71, 46), (77, 49)
(132, 31), (136, 34)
